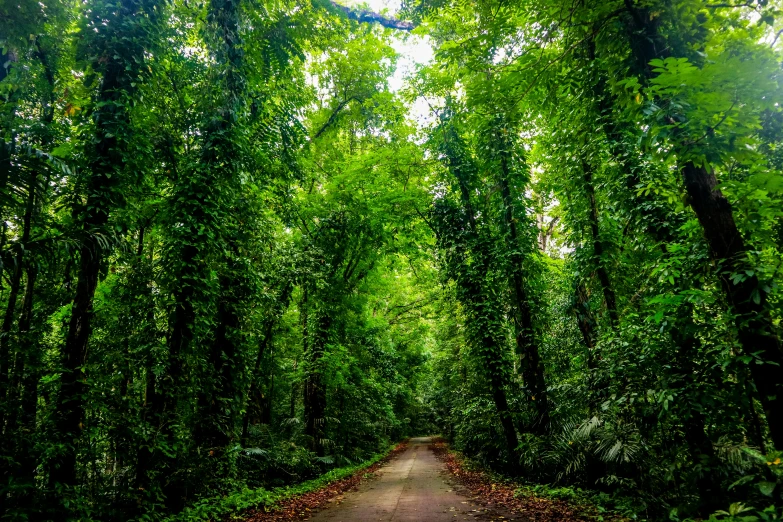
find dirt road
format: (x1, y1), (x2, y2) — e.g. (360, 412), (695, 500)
(305, 437), (519, 522)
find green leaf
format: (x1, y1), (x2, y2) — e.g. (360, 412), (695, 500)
(758, 481), (776, 497)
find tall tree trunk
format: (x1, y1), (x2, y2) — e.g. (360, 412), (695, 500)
(574, 281), (607, 414)
(242, 284), (292, 442)
(158, 258), (193, 510)
(496, 142), (548, 433)
(587, 30), (742, 502)
(460, 270), (519, 463)
(439, 122), (520, 462)
(242, 318), (275, 442)
(134, 342), (159, 505)
(157, 0), (248, 501)
(17, 263), (38, 430)
(0, 47), (17, 209)
(289, 359), (298, 421)
(49, 187), (108, 493)
(581, 160), (619, 328)
(48, 0), (156, 502)
(194, 268), (243, 477)
(574, 282), (598, 366)
(130, 223), (172, 512)
(50, 72), (123, 490)
(0, 171), (33, 432)
(491, 381), (519, 462)
(18, 266), (38, 475)
(2, 38), (55, 511)
(0, 266), (22, 423)
(297, 288), (308, 429)
(681, 163), (783, 449)
(0, 167), (37, 513)
(573, 282), (598, 378)
(304, 313), (330, 456)
(747, 382), (767, 455)
(618, 0), (783, 449)
(108, 228), (146, 501)
(671, 316), (722, 514)
(165, 0), (248, 496)
(3, 262), (38, 514)
(265, 355), (274, 426)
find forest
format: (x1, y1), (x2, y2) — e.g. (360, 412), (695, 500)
(1, 0), (783, 520)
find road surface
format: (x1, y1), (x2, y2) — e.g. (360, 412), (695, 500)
(305, 437), (518, 522)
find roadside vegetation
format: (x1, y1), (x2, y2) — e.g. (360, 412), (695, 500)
(2, 0), (783, 520)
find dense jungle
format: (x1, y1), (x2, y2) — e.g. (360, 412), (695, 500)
(2, 0), (783, 520)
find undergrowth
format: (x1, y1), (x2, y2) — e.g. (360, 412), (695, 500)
(159, 443), (400, 522)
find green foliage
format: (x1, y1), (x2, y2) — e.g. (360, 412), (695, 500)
(415, 0), (783, 519)
(159, 443), (398, 522)
(3, 0), (783, 520)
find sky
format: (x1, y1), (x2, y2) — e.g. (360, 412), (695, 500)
(342, 0), (435, 123)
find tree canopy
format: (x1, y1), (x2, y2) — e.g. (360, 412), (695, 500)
(2, 0), (783, 520)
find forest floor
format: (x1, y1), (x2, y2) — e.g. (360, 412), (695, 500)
(243, 437), (609, 522)
(431, 440), (625, 521)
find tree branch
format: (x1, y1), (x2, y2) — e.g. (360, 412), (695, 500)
(413, 205), (437, 237)
(771, 28), (783, 48)
(682, 101), (736, 147)
(329, 1), (415, 31)
(545, 215), (560, 237)
(313, 96), (357, 140)
(387, 298), (435, 323)
(705, 2), (755, 8)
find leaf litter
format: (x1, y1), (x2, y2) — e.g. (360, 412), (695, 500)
(431, 439), (626, 522)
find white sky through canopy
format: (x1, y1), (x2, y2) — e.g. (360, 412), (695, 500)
(342, 0), (434, 123)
